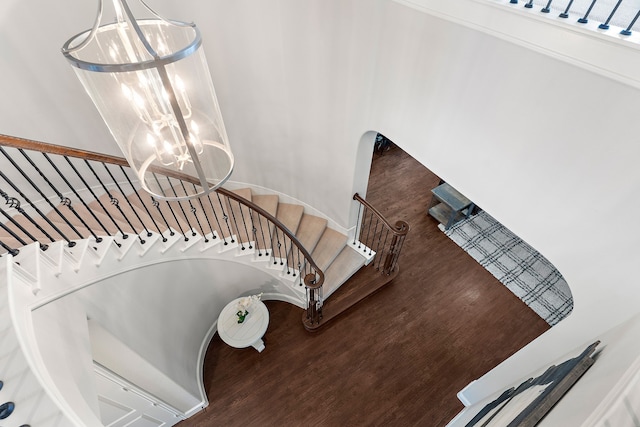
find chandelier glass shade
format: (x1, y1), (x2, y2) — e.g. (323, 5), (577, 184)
(62, 0), (234, 200)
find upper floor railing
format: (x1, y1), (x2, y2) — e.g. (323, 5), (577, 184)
(500, 0), (640, 36)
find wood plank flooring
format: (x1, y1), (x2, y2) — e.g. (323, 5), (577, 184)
(177, 145), (549, 427)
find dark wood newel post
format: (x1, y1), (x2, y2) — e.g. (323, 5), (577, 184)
(382, 234), (399, 274)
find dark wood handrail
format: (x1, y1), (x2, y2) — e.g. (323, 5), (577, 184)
(0, 133), (203, 184)
(353, 193), (409, 236)
(0, 134), (129, 167)
(0, 133), (325, 290)
(216, 187), (324, 289)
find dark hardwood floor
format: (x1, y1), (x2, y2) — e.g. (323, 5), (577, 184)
(177, 145), (550, 427)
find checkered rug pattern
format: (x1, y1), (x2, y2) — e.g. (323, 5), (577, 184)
(443, 210), (573, 326)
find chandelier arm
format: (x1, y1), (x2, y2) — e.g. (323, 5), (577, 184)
(61, 0), (104, 54)
(138, 0), (193, 27)
(117, 0), (159, 58)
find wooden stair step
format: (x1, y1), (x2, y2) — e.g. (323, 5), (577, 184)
(322, 246), (366, 297)
(310, 227), (348, 271)
(305, 264), (399, 331)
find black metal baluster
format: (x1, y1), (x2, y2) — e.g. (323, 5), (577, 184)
(364, 209), (375, 251)
(250, 210), (262, 256)
(578, 0), (598, 23)
(372, 218), (383, 257)
(376, 229), (391, 271)
(0, 148), (77, 245)
(559, 0), (574, 18)
(369, 219), (380, 268)
(258, 215), (271, 256)
(120, 166), (167, 242)
(178, 181), (207, 242)
(227, 199), (245, 250)
(65, 156), (127, 245)
(166, 177), (196, 239)
(0, 171), (69, 245)
(541, 0), (553, 13)
(294, 247), (301, 279)
(205, 193), (226, 244)
(353, 202), (362, 246)
(599, 0), (623, 29)
(85, 160), (142, 243)
(18, 149), (96, 242)
(273, 228), (284, 265)
(256, 212), (269, 257)
(152, 173), (186, 240)
(0, 240), (19, 257)
(621, 9), (640, 35)
(525, 0), (534, 9)
(0, 204), (47, 250)
(0, 216), (29, 249)
(283, 236), (292, 275)
(193, 185), (215, 240)
(150, 198), (173, 239)
(392, 235), (407, 272)
(236, 200), (252, 250)
(44, 153), (111, 239)
(103, 164), (151, 241)
(216, 193), (235, 243)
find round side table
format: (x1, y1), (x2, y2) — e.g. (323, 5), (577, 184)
(217, 298), (269, 352)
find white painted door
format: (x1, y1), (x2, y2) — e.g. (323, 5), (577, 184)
(94, 366), (184, 427)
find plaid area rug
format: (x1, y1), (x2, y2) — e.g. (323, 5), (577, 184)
(443, 210), (573, 326)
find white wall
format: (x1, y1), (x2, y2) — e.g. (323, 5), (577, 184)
(31, 294), (102, 426)
(73, 259), (272, 403)
(368, 0), (640, 416)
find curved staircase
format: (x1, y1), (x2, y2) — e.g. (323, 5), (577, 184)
(0, 134), (408, 426)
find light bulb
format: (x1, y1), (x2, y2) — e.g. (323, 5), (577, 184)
(163, 140), (173, 154)
(121, 84), (132, 100)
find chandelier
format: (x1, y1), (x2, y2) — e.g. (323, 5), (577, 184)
(62, 0), (234, 200)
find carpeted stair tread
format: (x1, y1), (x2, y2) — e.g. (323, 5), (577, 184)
(127, 193), (188, 236)
(224, 189), (254, 243)
(294, 214), (327, 254)
(0, 214), (71, 243)
(311, 227), (348, 271)
(0, 232), (24, 253)
(275, 203), (304, 235)
(87, 192), (148, 234)
(231, 188), (252, 202)
(251, 195), (279, 217)
(1, 214), (47, 242)
(46, 204), (122, 237)
(322, 246), (366, 297)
